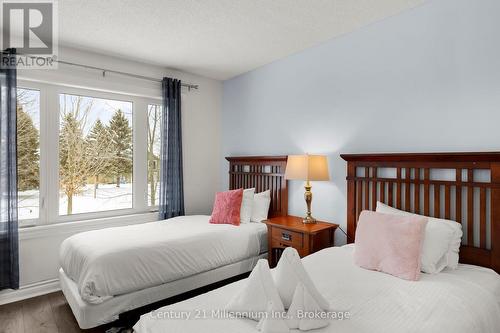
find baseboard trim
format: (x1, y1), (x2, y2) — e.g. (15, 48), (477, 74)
(0, 278), (61, 305)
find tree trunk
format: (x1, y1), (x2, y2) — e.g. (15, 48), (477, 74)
(67, 194), (73, 215)
(150, 177), (156, 206)
(94, 175), (99, 198)
(116, 175), (120, 188)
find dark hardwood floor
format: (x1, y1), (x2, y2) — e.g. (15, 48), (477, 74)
(0, 272), (251, 333)
(0, 292), (111, 333)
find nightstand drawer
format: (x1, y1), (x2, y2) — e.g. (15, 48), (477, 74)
(271, 227), (303, 249)
(265, 216), (338, 267)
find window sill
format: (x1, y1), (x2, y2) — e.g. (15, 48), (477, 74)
(19, 211), (159, 241)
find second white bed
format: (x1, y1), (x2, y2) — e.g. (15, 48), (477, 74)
(134, 245), (500, 333)
(59, 215), (267, 328)
(60, 215), (267, 304)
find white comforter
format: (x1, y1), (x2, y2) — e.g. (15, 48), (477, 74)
(134, 245), (500, 333)
(59, 215), (267, 304)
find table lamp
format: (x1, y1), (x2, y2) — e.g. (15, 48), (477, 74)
(284, 154), (330, 224)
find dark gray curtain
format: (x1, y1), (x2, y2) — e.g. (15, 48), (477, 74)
(158, 77), (184, 219)
(0, 49), (19, 290)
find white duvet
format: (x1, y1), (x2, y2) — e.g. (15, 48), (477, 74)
(134, 245), (500, 333)
(59, 215), (267, 304)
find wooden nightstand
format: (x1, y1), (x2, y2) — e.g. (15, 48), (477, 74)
(264, 215), (338, 267)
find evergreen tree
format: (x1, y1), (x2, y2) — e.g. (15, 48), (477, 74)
(17, 105), (40, 191)
(87, 119), (113, 198)
(109, 110), (132, 187)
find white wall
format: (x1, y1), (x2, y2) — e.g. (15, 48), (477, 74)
(221, 0), (500, 246)
(1, 46), (222, 302)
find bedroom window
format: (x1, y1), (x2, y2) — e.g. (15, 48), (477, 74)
(147, 104), (162, 206)
(58, 93), (133, 215)
(16, 80), (160, 226)
(17, 88), (41, 221)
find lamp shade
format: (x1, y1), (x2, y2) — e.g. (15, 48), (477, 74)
(284, 155), (330, 181)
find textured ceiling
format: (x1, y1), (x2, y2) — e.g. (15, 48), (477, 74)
(56, 0), (424, 80)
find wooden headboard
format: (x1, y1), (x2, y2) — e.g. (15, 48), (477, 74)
(226, 156), (288, 218)
(341, 152), (500, 273)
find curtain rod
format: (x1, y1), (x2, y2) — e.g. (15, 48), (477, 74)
(57, 60), (199, 90)
(1, 50), (199, 90)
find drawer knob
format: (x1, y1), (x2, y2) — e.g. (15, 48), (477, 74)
(281, 232), (292, 241)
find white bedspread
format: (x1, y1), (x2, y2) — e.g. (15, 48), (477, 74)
(59, 215), (267, 304)
(134, 245), (500, 333)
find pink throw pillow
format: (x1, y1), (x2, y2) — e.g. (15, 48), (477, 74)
(209, 189), (244, 226)
(354, 210), (428, 281)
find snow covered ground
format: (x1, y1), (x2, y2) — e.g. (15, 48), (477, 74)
(59, 183), (133, 215)
(18, 189), (40, 220)
(18, 183), (133, 220)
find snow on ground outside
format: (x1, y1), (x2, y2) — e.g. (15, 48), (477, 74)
(18, 183), (134, 220)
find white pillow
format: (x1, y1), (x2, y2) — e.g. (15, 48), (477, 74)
(376, 202), (463, 273)
(226, 259), (284, 321)
(273, 247), (329, 310)
(286, 283), (329, 331)
(446, 234), (462, 270)
(251, 190), (271, 222)
(240, 188), (255, 223)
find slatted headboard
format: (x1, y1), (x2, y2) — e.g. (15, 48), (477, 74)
(341, 152), (500, 273)
(226, 156), (288, 218)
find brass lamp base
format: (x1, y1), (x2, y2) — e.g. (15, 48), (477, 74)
(303, 180), (317, 224)
(303, 214), (317, 224)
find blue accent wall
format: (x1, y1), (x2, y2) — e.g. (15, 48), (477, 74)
(222, 0), (500, 244)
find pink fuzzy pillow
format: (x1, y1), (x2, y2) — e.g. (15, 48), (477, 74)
(354, 210), (428, 281)
(209, 189), (244, 226)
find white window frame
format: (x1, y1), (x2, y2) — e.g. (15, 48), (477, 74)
(17, 83), (44, 228)
(18, 79), (162, 226)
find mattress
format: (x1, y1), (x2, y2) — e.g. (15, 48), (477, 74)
(60, 253), (267, 329)
(134, 245), (500, 333)
(60, 215), (267, 304)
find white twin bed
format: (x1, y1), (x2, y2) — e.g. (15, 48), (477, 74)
(133, 245), (500, 333)
(59, 215), (268, 328)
